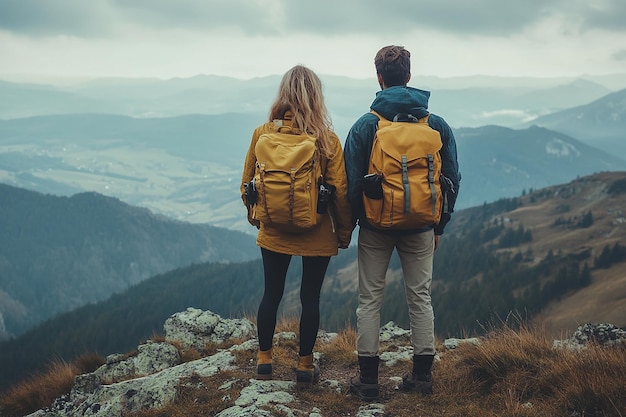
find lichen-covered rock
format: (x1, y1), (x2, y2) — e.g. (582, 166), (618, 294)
(356, 403), (386, 416)
(553, 323), (626, 350)
(27, 350), (236, 417)
(164, 307), (255, 350)
(380, 345), (413, 366)
(379, 321), (411, 342)
(216, 380), (296, 417)
(316, 329), (339, 344)
(443, 337), (481, 350)
(111, 341), (180, 383)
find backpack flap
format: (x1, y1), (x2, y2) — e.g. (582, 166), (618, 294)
(252, 131), (323, 233)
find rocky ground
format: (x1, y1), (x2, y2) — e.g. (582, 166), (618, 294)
(14, 308), (626, 417)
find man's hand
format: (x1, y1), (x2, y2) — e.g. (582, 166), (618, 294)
(434, 234), (440, 251)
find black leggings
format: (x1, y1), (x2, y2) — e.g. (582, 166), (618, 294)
(257, 248), (331, 356)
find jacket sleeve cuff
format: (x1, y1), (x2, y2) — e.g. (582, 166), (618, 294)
(435, 213), (451, 235)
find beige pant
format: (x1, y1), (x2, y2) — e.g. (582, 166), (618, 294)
(356, 227), (435, 356)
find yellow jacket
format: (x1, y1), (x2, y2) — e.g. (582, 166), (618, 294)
(240, 118), (353, 256)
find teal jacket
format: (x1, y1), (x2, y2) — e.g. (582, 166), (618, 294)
(343, 86), (461, 235)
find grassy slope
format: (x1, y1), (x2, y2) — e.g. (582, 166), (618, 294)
(2, 320), (624, 417)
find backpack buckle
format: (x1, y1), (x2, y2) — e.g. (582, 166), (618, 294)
(392, 113), (418, 123)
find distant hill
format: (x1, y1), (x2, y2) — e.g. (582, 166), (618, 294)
(0, 112), (259, 163)
(433, 171), (626, 335)
(429, 79), (613, 128)
(523, 88), (626, 160)
(454, 124), (626, 208)
(1, 172), (624, 391)
(0, 184), (258, 340)
(1, 74), (621, 131)
(0, 113), (262, 230)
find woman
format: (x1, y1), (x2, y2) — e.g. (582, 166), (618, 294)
(240, 65), (353, 386)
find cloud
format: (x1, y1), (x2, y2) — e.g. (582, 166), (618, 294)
(0, 0), (116, 37)
(477, 109), (538, 123)
(109, 0), (279, 35)
(0, 0), (624, 81)
(614, 49), (626, 61)
(0, 0), (277, 37)
(578, 0), (626, 31)
(293, 0), (626, 36)
(1, 0), (625, 39)
(284, 0), (552, 36)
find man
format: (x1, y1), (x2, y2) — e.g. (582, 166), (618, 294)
(344, 45), (461, 400)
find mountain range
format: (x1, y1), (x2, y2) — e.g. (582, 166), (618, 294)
(0, 184), (258, 341)
(2, 88), (625, 232)
(1, 74), (624, 130)
(522, 87), (626, 158)
(454, 123), (626, 207)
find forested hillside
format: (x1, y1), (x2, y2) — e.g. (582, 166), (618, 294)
(384, 172), (626, 335)
(0, 248), (357, 391)
(0, 184), (258, 340)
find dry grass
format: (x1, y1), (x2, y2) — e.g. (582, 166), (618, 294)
(317, 324), (357, 368)
(166, 339), (203, 363)
(0, 353), (104, 417)
(383, 324), (626, 417)
(294, 385), (362, 416)
(4, 320), (625, 417)
(547, 344), (626, 416)
(275, 314), (301, 334)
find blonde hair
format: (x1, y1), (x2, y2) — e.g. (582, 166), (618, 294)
(269, 65), (335, 159)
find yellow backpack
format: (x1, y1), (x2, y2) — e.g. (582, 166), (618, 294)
(251, 125), (323, 233)
(363, 111), (444, 229)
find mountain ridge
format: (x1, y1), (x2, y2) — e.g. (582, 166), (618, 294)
(523, 88), (626, 159)
(2, 74), (623, 128)
(0, 183), (258, 340)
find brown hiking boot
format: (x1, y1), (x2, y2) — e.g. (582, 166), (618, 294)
(401, 372), (433, 395)
(349, 375), (379, 401)
(296, 354), (320, 387)
(256, 348), (272, 380)
(349, 355), (380, 401)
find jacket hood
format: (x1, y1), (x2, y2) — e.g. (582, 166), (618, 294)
(370, 86), (430, 120)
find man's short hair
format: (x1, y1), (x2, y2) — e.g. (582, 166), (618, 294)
(375, 45), (411, 87)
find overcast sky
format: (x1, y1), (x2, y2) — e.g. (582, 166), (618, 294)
(0, 0), (625, 82)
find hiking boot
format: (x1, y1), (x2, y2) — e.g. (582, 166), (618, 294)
(349, 375), (379, 401)
(256, 348), (272, 380)
(349, 355), (380, 401)
(296, 354), (320, 387)
(401, 372), (433, 395)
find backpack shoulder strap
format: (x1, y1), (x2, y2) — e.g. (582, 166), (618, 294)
(318, 142), (328, 177)
(371, 110), (430, 123)
(370, 110), (392, 132)
(370, 110), (383, 120)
